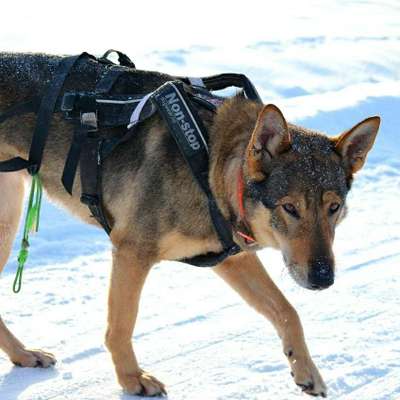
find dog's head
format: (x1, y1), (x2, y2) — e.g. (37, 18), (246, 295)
(242, 104), (380, 290)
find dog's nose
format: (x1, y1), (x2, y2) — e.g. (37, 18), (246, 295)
(308, 258), (334, 290)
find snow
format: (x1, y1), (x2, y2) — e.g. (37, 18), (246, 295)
(1, 1), (399, 399)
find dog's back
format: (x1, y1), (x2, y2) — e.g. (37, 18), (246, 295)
(0, 52), (173, 107)
(0, 53), (65, 109)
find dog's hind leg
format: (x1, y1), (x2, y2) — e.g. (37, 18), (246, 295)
(0, 171), (56, 368)
(213, 252), (327, 398)
(105, 241), (166, 396)
(0, 172), (24, 270)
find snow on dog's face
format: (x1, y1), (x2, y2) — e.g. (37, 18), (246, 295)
(244, 105), (380, 290)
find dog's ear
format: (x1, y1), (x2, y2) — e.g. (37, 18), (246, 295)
(245, 104), (291, 181)
(334, 116), (380, 174)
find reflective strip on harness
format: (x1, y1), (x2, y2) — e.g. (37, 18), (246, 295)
(127, 92), (153, 129)
(188, 77), (205, 87)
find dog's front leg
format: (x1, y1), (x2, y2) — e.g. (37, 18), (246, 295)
(213, 252), (327, 398)
(105, 243), (166, 396)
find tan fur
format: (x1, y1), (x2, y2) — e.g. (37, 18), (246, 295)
(0, 172), (24, 269)
(158, 231), (221, 261)
(247, 204), (279, 248)
(105, 244), (166, 396)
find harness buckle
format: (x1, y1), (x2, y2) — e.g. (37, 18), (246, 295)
(81, 112), (98, 131)
(226, 244), (242, 257)
(61, 92), (76, 112)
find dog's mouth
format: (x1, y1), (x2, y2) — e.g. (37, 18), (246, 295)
(286, 262), (310, 289)
(285, 260), (334, 291)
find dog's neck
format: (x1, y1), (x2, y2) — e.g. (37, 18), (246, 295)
(208, 96), (263, 246)
(209, 97), (261, 211)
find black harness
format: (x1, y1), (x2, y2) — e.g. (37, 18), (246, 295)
(0, 50), (262, 267)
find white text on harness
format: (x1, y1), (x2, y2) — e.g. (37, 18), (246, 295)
(165, 92), (201, 151)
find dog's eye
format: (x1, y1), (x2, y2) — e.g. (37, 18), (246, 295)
(329, 202), (341, 215)
(282, 203), (300, 219)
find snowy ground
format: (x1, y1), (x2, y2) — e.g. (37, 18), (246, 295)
(1, 1), (400, 399)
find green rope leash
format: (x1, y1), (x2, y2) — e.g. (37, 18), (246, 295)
(13, 173), (43, 293)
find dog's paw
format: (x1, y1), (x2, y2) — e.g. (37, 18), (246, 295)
(119, 371), (167, 397)
(12, 348), (56, 368)
(288, 353), (327, 397)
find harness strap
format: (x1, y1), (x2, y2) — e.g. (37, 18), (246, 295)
(28, 53), (89, 175)
(189, 93), (218, 112)
(80, 137), (111, 234)
(61, 124), (89, 194)
(182, 245), (241, 267)
(203, 73), (262, 102)
(61, 60), (128, 233)
(181, 73), (262, 103)
(61, 61), (128, 194)
(152, 81), (241, 259)
(98, 49), (136, 69)
(0, 53), (89, 175)
(95, 49), (136, 94)
(96, 67), (127, 94)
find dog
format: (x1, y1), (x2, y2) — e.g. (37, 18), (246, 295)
(0, 52), (380, 397)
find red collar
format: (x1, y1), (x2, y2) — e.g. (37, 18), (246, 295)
(236, 168), (257, 245)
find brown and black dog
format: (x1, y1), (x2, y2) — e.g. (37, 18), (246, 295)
(0, 53), (380, 397)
